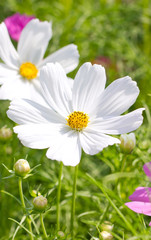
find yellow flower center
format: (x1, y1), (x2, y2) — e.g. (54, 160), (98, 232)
(19, 62), (38, 80)
(67, 111), (89, 131)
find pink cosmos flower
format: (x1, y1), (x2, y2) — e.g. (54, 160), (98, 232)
(4, 13), (35, 41)
(125, 162), (151, 226)
(143, 162), (151, 179)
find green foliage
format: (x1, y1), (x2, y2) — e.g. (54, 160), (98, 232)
(0, 0), (151, 239)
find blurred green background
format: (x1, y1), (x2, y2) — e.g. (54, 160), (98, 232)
(0, 0), (151, 239)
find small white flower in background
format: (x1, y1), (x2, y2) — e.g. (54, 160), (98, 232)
(0, 19), (79, 101)
(120, 132), (136, 154)
(14, 159), (30, 177)
(100, 231), (113, 240)
(7, 62), (144, 166)
(33, 195), (48, 211)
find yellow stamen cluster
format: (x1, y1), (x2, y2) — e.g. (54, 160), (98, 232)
(67, 111), (89, 131)
(19, 62), (38, 80)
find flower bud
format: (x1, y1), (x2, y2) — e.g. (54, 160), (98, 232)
(33, 195), (47, 211)
(120, 133), (136, 154)
(100, 231), (113, 240)
(139, 140), (149, 150)
(101, 221), (113, 232)
(0, 126), (12, 140)
(14, 159), (30, 177)
(5, 146), (12, 155)
(57, 231), (65, 238)
(30, 189), (41, 198)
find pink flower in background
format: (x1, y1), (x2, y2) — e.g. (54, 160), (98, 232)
(125, 162), (151, 226)
(143, 162), (151, 179)
(4, 13), (35, 41)
(92, 56), (117, 72)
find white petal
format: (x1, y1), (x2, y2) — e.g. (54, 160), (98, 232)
(13, 123), (64, 149)
(29, 79), (50, 107)
(46, 130), (81, 166)
(17, 19), (52, 65)
(72, 62), (106, 116)
(40, 44), (79, 73)
(67, 77), (74, 89)
(0, 63), (18, 84)
(0, 75), (52, 101)
(80, 130), (120, 155)
(89, 108), (144, 135)
(0, 76), (31, 100)
(0, 23), (19, 69)
(0, 75), (42, 100)
(97, 76), (140, 117)
(7, 98), (65, 125)
(40, 63), (72, 117)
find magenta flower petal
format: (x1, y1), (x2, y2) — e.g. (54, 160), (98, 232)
(129, 187), (151, 202)
(4, 13), (35, 41)
(149, 221), (151, 226)
(125, 202), (151, 216)
(143, 162), (151, 178)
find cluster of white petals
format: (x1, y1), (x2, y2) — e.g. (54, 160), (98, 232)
(0, 19), (79, 101)
(7, 62), (144, 166)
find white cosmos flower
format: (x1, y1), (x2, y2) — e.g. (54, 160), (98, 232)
(7, 62), (144, 166)
(0, 18), (79, 101)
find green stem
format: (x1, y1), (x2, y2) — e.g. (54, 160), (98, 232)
(71, 165), (78, 239)
(56, 161), (63, 231)
(40, 214), (48, 238)
(18, 177), (26, 208)
(120, 154), (127, 172)
(18, 177), (34, 240)
(27, 218), (33, 240)
(86, 173), (137, 235)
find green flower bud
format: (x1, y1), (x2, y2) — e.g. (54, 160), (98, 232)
(5, 146), (12, 155)
(14, 159), (30, 177)
(139, 140), (149, 150)
(33, 195), (47, 211)
(0, 126), (12, 140)
(100, 231), (113, 240)
(120, 133), (136, 154)
(30, 189), (41, 198)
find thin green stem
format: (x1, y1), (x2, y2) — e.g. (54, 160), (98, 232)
(116, 154), (127, 195)
(18, 177), (34, 240)
(71, 164), (78, 239)
(86, 173), (137, 235)
(27, 218), (33, 240)
(18, 177), (26, 208)
(40, 214), (48, 238)
(120, 154), (127, 172)
(56, 161), (63, 231)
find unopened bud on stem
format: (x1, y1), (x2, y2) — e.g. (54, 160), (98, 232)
(120, 133), (136, 154)
(0, 126), (12, 140)
(14, 159), (30, 177)
(33, 195), (47, 211)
